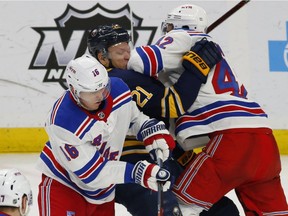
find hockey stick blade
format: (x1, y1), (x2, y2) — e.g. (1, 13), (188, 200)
(207, 0), (250, 33)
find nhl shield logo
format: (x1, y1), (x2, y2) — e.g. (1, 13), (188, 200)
(29, 3), (157, 89)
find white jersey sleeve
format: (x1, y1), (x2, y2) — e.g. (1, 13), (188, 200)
(128, 30), (206, 86)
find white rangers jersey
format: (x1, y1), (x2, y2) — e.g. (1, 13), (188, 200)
(36, 77), (159, 204)
(128, 29), (270, 148)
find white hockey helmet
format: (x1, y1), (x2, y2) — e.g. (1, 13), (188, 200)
(162, 4), (208, 34)
(65, 54), (111, 104)
(0, 168), (33, 216)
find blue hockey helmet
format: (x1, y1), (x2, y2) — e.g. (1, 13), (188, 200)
(87, 24), (130, 59)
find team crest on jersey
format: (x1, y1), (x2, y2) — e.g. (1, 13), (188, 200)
(29, 3), (157, 89)
(98, 111), (105, 119)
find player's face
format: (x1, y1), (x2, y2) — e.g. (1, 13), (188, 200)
(79, 89), (106, 111)
(107, 42), (130, 69)
(166, 23), (174, 33)
(161, 22), (174, 34)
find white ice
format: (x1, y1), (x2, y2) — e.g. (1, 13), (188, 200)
(0, 153), (287, 216)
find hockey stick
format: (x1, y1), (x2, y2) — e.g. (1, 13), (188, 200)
(156, 150), (183, 216)
(207, 0), (250, 33)
(156, 149), (164, 216)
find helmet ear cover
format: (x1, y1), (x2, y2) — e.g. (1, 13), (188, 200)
(87, 24), (130, 59)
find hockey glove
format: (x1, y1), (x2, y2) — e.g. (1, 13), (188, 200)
(132, 160), (171, 192)
(144, 134), (176, 163)
(182, 37), (223, 83)
(138, 119), (175, 163)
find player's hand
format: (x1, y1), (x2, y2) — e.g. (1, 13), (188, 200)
(132, 160), (171, 191)
(143, 134), (175, 162)
(182, 37), (223, 83)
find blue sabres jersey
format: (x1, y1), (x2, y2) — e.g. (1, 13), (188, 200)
(108, 67), (202, 120)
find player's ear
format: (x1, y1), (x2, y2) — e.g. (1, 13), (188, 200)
(97, 52), (109, 68)
(20, 195), (28, 214)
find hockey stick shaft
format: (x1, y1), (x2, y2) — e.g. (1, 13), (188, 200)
(156, 149), (164, 216)
(207, 0), (250, 33)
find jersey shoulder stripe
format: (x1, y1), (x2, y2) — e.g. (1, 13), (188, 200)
(49, 91), (92, 135)
(112, 90), (131, 112)
(186, 31), (211, 38)
(110, 77), (131, 98)
(75, 117), (96, 139)
(50, 92), (66, 125)
(135, 45), (163, 77)
(109, 77), (132, 111)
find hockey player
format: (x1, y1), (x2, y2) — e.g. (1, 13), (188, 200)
(87, 24), (239, 215)
(128, 4), (288, 215)
(36, 55), (175, 216)
(87, 24), (221, 120)
(0, 168), (33, 216)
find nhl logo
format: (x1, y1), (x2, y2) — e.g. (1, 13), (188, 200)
(29, 3), (157, 89)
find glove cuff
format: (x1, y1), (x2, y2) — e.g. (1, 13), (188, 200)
(137, 119), (169, 141)
(182, 51), (210, 76)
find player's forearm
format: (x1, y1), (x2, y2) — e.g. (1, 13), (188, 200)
(162, 71), (202, 118)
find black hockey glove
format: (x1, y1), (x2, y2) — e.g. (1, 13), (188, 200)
(182, 37), (223, 83)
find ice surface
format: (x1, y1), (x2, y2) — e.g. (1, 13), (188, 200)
(0, 153), (287, 216)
